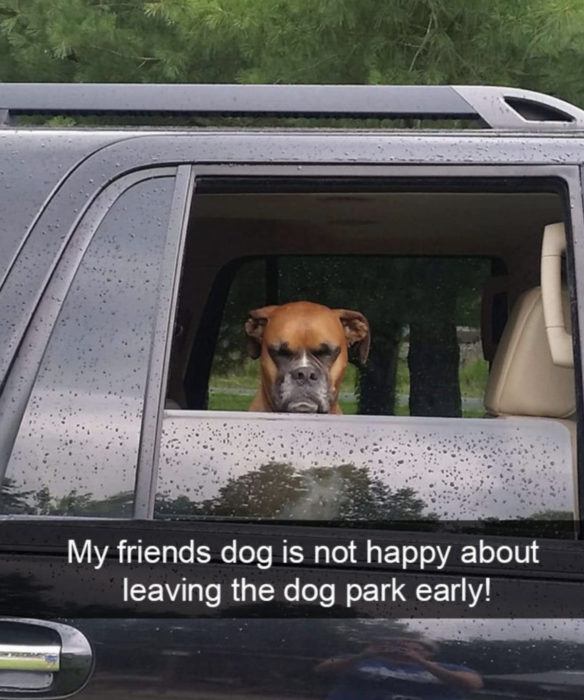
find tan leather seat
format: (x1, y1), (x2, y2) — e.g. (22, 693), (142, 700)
(484, 287), (577, 502)
(485, 287), (575, 418)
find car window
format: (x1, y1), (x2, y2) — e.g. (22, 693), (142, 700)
(1, 176), (176, 517)
(158, 181), (578, 526)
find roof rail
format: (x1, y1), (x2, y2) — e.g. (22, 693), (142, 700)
(1, 83), (583, 130)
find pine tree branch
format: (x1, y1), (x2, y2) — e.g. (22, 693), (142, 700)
(86, 44), (160, 63)
(409, 6), (436, 72)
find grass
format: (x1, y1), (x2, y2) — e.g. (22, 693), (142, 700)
(460, 356), (489, 397)
(0, 657), (58, 671)
(208, 393), (254, 411)
(208, 355), (489, 418)
(210, 360), (360, 392)
(209, 392), (484, 417)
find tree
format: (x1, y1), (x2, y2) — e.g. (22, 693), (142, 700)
(33, 486), (53, 515)
(155, 493), (202, 518)
(407, 259), (462, 417)
(0, 0), (246, 83)
(2, 2), (584, 107)
(205, 461), (433, 520)
(0, 484), (135, 517)
(83, 490), (134, 517)
(0, 477), (34, 514)
(205, 462), (305, 518)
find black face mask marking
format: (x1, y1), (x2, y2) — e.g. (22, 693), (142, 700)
(268, 342), (341, 413)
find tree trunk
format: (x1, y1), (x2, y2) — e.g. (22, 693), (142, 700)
(358, 325), (402, 415)
(407, 259), (462, 417)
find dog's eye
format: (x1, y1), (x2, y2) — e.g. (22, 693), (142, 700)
(269, 345), (293, 360)
(313, 345), (334, 359)
(313, 345), (340, 362)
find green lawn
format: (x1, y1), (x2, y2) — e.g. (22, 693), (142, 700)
(208, 356), (488, 417)
(208, 393), (255, 412)
(209, 392), (483, 417)
(208, 392), (360, 414)
(0, 657), (58, 671)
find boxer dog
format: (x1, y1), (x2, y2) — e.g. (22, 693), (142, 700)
(245, 301), (370, 413)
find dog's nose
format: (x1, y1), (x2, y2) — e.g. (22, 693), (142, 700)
(291, 365), (323, 385)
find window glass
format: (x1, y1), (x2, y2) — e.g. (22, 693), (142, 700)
(1, 177), (175, 517)
(157, 412), (573, 520)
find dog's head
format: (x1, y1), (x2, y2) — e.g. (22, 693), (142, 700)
(245, 301), (370, 413)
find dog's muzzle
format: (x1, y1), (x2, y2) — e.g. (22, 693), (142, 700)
(273, 359), (333, 413)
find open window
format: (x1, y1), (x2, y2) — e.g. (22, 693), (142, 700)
(158, 178), (578, 526)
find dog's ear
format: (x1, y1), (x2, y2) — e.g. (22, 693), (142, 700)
(245, 306), (278, 359)
(335, 309), (371, 365)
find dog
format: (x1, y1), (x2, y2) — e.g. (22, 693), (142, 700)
(245, 301), (370, 413)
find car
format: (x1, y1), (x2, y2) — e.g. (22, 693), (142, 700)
(1, 83), (584, 699)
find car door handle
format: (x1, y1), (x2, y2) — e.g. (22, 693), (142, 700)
(0, 618), (92, 698)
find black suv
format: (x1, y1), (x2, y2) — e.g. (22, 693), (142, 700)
(1, 83), (584, 699)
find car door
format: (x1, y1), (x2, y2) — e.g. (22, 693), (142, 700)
(2, 132), (584, 700)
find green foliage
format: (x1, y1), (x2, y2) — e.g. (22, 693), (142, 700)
(200, 462), (434, 520)
(0, 480), (135, 517)
(0, 477), (34, 514)
(3, 464), (433, 520)
(529, 508), (574, 521)
(459, 356), (488, 398)
(1, 0), (584, 107)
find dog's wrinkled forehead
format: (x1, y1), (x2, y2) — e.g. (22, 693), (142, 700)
(265, 309), (343, 352)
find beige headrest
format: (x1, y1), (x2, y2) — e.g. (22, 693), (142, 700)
(485, 287), (575, 418)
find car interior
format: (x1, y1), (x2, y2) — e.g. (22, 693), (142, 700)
(168, 185), (571, 416)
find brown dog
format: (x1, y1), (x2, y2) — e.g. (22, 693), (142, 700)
(245, 301), (370, 413)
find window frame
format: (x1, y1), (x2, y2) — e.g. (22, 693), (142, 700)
(2, 157), (582, 527)
(151, 164), (584, 526)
